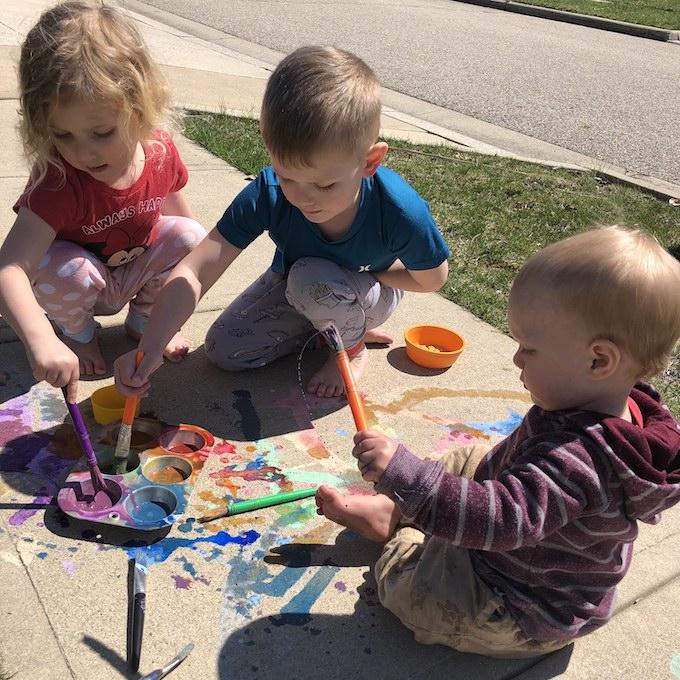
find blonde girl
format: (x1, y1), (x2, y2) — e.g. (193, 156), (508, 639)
(0, 1), (205, 398)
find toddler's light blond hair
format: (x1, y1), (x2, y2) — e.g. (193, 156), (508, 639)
(260, 46), (381, 166)
(511, 225), (680, 378)
(18, 1), (170, 189)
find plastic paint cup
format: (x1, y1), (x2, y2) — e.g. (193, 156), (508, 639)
(91, 385), (140, 425)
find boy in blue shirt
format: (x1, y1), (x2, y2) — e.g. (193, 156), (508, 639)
(115, 46), (449, 398)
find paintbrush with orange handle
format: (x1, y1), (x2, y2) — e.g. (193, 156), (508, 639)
(321, 325), (368, 431)
(114, 350), (144, 474)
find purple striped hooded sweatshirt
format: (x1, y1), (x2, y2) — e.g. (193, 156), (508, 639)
(375, 384), (680, 642)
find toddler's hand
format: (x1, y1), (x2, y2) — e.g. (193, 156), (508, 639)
(113, 349), (161, 397)
(352, 430), (398, 483)
(28, 336), (79, 401)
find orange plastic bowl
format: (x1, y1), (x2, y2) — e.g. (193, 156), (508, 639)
(404, 325), (466, 369)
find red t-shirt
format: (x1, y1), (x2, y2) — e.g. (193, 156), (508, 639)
(14, 132), (188, 267)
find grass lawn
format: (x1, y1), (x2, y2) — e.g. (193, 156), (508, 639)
(182, 111), (680, 417)
(516, 0), (680, 30)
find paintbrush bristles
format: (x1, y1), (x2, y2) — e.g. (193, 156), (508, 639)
(89, 464), (107, 492)
(197, 508), (229, 524)
(113, 424), (132, 474)
(321, 324), (344, 353)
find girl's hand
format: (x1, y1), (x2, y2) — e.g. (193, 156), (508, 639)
(27, 336), (80, 401)
(113, 349), (162, 397)
(352, 430), (399, 483)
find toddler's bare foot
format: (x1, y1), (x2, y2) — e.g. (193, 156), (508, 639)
(315, 485), (401, 542)
(64, 335), (106, 376)
(307, 342), (369, 397)
(125, 324), (191, 362)
(364, 326), (394, 345)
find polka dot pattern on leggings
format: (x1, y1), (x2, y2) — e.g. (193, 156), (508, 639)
(175, 232), (198, 249)
(57, 261), (80, 278)
(38, 283), (56, 294)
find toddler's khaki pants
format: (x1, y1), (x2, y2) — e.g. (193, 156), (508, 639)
(375, 444), (570, 658)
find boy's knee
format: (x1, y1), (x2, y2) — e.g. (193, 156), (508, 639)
(204, 321), (255, 372)
(285, 257), (351, 314)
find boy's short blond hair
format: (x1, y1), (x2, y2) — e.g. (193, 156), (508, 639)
(260, 46), (381, 165)
(511, 226), (680, 378)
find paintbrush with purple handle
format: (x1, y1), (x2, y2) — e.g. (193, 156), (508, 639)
(61, 386), (107, 497)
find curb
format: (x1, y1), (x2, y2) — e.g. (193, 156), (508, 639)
(455, 0), (680, 42)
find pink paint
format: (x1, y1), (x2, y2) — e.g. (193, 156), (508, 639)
(59, 478), (122, 515)
(335, 581), (347, 592)
(62, 560), (77, 575)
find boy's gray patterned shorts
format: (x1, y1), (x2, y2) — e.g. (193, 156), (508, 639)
(204, 256), (403, 370)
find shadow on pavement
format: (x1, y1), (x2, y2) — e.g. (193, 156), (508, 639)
(139, 344), (352, 442)
(217, 567), (574, 680)
(386, 346), (451, 377)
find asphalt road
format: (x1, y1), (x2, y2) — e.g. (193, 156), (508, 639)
(135, 0), (680, 185)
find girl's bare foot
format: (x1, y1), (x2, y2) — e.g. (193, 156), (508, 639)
(125, 323), (191, 362)
(364, 326), (394, 344)
(162, 332), (191, 362)
(64, 334), (106, 376)
(307, 342), (369, 397)
(315, 485), (401, 542)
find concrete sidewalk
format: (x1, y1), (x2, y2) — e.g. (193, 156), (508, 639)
(0, 2), (679, 679)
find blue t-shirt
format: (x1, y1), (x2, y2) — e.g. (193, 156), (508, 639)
(216, 165), (449, 275)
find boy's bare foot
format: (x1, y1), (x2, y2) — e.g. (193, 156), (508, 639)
(315, 485), (401, 542)
(307, 342), (369, 397)
(124, 323), (191, 363)
(64, 335), (106, 376)
(364, 326), (394, 345)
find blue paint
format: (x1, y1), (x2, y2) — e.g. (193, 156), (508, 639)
(36, 552), (48, 559)
(233, 390), (261, 441)
(175, 555), (198, 577)
(125, 530), (260, 566)
(129, 499), (173, 524)
(266, 566), (340, 627)
(671, 653), (680, 679)
(468, 410), (524, 437)
(177, 518), (196, 533)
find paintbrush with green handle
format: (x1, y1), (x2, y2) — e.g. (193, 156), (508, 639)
(197, 487), (318, 523)
(114, 350), (144, 474)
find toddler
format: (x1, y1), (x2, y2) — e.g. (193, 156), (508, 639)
(317, 226), (680, 657)
(0, 1), (205, 398)
(114, 46), (449, 398)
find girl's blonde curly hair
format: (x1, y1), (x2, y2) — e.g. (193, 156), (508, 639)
(18, 1), (171, 191)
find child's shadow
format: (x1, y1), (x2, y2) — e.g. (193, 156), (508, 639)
(139, 344), (353, 442)
(219, 532), (573, 679)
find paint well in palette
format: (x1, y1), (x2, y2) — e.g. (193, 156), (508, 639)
(167, 444), (199, 454)
(60, 478), (122, 514)
(143, 455), (193, 485)
(147, 465), (188, 484)
(124, 486), (178, 525)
